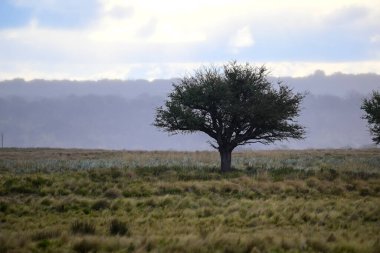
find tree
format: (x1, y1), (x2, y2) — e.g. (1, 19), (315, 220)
(361, 91), (380, 144)
(154, 62), (305, 172)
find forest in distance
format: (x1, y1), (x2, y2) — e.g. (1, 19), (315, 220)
(0, 70), (380, 150)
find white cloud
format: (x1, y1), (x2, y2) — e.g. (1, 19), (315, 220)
(267, 61), (380, 77)
(2, 61), (380, 81)
(1, 0), (380, 80)
(230, 26), (254, 50)
(370, 34), (380, 44)
(94, 0), (208, 44)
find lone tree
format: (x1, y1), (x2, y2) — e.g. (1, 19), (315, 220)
(154, 62), (305, 172)
(361, 91), (380, 144)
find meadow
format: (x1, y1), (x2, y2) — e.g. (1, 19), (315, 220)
(0, 148), (379, 253)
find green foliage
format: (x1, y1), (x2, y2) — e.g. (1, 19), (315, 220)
(155, 62), (305, 145)
(154, 61), (305, 171)
(362, 91), (380, 144)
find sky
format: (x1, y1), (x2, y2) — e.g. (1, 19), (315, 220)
(1, 0), (380, 80)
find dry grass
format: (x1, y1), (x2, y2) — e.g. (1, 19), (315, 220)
(0, 148), (379, 252)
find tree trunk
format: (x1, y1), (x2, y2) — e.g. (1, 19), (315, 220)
(219, 148), (232, 172)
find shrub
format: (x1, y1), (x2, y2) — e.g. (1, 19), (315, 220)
(0, 236), (9, 253)
(127, 243), (135, 253)
(109, 219), (130, 236)
(9, 184), (36, 194)
(104, 188), (121, 199)
(319, 168), (339, 181)
(332, 245), (357, 253)
(270, 167), (299, 181)
(71, 220), (96, 235)
(83, 207), (91, 214)
(158, 185), (183, 195)
(110, 168), (123, 179)
(0, 201), (8, 212)
(27, 176), (52, 188)
(40, 198), (52, 206)
(307, 238), (329, 252)
(37, 239), (51, 250)
(31, 229), (61, 241)
(327, 233), (337, 242)
(306, 177), (319, 188)
(359, 188), (371, 196)
(72, 239), (99, 253)
(91, 199), (110, 210)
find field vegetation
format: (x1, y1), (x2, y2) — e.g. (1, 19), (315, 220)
(0, 148), (379, 253)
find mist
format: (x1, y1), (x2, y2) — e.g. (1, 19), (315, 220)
(0, 71), (379, 150)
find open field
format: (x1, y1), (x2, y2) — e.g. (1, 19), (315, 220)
(0, 148), (380, 253)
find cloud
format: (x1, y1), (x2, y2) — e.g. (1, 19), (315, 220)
(326, 5), (370, 25)
(137, 18), (157, 38)
(106, 5), (134, 19)
(370, 34), (380, 44)
(2, 60), (380, 81)
(1, 0), (380, 80)
(230, 26), (254, 53)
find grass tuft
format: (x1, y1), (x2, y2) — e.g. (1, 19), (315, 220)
(109, 218), (130, 236)
(71, 220), (96, 235)
(31, 229), (61, 241)
(104, 188), (122, 199)
(91, 199), (110, 210)
(72, 238), (99, 253)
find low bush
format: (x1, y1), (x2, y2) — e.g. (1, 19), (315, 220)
(104, 188), (121, 199)
(36, 239), (51, 250)
(91, 199), (110, 210)
(0, 201), (8, 212)
(73, 239), (99, 253)
(31, 229), (61, 241)
(109, 218), (130, 236)
(71, 220), (96, 235)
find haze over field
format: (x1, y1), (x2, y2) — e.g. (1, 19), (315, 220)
(1, 72), (379, 150)
(1, 0), (380, 150)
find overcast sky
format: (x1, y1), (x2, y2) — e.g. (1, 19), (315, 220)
(1, 0), (380, 80)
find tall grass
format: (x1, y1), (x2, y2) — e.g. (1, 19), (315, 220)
(0, 148), (379, 253)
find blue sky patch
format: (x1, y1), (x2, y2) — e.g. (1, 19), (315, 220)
(0, 0), (98, 29)
(0, 0), (31, 28)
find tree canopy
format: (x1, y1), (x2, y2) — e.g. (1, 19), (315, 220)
(362, 91), (380, 144)
(154, 62), (305, 171)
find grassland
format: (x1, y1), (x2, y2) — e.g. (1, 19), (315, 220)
(0, 148), (379, 253)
